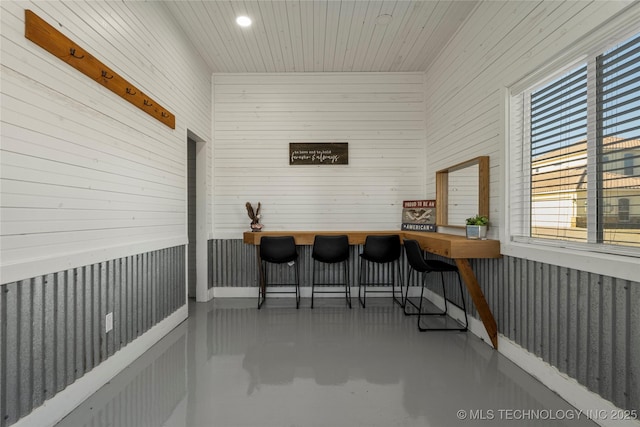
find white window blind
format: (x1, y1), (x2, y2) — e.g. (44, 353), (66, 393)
(596, 33), (640, 247)
(510, 31), (640, 252)
(530, 65), (588, 242)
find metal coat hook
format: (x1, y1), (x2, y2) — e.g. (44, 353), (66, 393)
(25, 9), (175, 128)
(69, 47), (84, 59)
(161, 112), (169, 118)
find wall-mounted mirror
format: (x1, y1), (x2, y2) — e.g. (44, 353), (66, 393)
(436, 156), (489, 228)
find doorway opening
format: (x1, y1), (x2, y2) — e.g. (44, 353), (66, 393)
(187, 131), (208, 301)
(187, 137), (197, 298)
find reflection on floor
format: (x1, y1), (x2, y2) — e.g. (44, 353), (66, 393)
(56, 298), (599, 427)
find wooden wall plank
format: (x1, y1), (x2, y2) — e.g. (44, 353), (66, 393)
(423, 1), (632, 236)
(1, 1), (211, 282)
(212, 72), (426, 238)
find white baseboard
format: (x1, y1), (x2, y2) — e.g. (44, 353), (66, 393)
(12, 305), (188, 427)
(212, 286), (258, 298)
(498, 338), (640, 427)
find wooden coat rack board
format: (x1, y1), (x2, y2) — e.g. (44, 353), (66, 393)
(24, 9), (175, 129)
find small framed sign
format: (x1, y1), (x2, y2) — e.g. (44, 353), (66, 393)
(401, 200), (437, 232)
(289, 142), (348, 165)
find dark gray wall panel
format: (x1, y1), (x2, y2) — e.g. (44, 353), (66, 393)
(209, 238), (638, 412)
(0, 246), (185, 427)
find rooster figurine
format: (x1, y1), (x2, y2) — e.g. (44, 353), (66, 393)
(246, 202), (263, 232)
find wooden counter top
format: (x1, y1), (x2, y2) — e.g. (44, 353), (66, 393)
(243, 230), (500, 259)
(243, 230), (401, 246)
(402, 231), (500, 259)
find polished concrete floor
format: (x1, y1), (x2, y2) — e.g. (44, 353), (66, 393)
(56, 297), (599, 427)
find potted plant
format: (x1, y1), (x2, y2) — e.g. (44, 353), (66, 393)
(465, 215), (489, 239)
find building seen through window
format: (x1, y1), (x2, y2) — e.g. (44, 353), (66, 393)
(527, 32), (640, 248)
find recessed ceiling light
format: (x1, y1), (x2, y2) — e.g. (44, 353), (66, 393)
(236, 16), (252, 27)
(375, 14), (392, 25)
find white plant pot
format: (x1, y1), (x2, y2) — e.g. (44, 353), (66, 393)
(466, 225), (487, 240)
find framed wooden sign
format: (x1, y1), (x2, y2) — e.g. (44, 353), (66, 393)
(289, 143), (348, 165)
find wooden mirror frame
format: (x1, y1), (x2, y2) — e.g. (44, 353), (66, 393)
(436, 156), (489, 228)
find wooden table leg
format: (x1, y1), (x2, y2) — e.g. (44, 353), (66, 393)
(455, 258), (498, 349)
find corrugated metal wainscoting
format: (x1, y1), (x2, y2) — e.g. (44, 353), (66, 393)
(0, 245), (186, 427)
(208, 239), (416, 290)
(209, 239), (639, 413)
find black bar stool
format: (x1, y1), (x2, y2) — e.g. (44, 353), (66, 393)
(357, 234), (403, 308)
(311, 235), (351, 308)
(403, 239), (468, 331)
(258, 236), (300, 309)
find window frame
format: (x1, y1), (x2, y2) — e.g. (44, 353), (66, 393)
(624, 153), (634, 175)
(618, 198), (630, 222)
(504, 14), (640, 282)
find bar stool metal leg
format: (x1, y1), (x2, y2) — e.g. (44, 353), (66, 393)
(358, 257), (367, 308)
(392, 258), (404, 308)
(311, 235), (351, 308)
(417, 270), (468, 332)
(343, 261), (352, 308)
(403, 238), (468, 331)
(357, 235), (402, 308)
(403, 267), (422, 316)
(257, 236), (300, 309)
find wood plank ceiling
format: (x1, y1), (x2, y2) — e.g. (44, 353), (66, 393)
(163, 1), (478, 73)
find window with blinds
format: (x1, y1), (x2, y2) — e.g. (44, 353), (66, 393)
(510, 31), (640, 252)
(597, 33), (640, 247)
(530, 65), (588, 242)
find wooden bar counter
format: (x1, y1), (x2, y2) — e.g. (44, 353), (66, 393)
(244, 230), (501, 349)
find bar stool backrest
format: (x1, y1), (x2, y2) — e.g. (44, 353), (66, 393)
(260, 236), (298, 263)
(360, 235), (401, 263)
(403, 239), (431, 272)
(312, 235), (350, 264)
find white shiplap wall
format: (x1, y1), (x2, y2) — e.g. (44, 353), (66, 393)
(0, 1), (212, 283)
(212, 72), (426, 238)
(423, 0), (635, 239)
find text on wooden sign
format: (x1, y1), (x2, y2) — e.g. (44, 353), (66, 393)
(289, 143), (348, 165)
